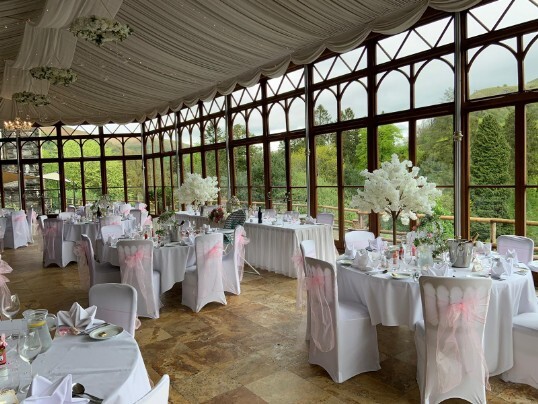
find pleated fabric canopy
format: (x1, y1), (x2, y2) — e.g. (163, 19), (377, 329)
(0, 0), (481, 126)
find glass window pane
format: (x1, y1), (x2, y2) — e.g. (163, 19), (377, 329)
(527, 103), (538, 184)
(289, 97), (305, 130)
(250, 144), (264, 187)
(248, 108), (263, 137)
(82, 161), (101, 203)
(343, 128), (367, 186)
(64, 162), (82, 206)
(269, 103), (286, 134)
(104, 138), (122, 157)
(270, 141), (286, 187)
(344, 187), (369, 230)
(314, 89), (337, 125)
(290, 138), (306, 187)
(470, 188), (515, 242)
(315, 133), (337, 186)
(377, 70), (410, 114)
(106, 160), (124, 201)
(232, 114), (246, 140)
(124, 138), (141, 156)
(63, 140), (81, 158)
(378, 122), (408, 163)
(218, 149), (228, 202)
(234, 146), (247, 187)
(415, 58), (454, 108)
(341, 80), (367, 120)
(192, 153), (202, 174)
(416, 116), (454, 186)
(527, 188), (538, 245)
(317, 187), (339, 241)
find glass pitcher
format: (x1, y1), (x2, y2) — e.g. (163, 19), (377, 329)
(22, 309), (57, 353)
(417, 245), (434, 269)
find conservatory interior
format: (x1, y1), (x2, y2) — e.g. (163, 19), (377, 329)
(0, 0), (537, 402)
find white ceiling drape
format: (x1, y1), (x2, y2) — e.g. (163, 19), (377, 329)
(0, 0), (482, 126)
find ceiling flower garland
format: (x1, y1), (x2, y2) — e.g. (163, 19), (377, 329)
(29, 67), (77, 86)
(12, 91), (50, 106)
(69, 15), (133, 46)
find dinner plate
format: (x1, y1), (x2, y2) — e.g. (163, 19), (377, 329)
(89, 324), (123, 340)
(391, 272), (412, 280)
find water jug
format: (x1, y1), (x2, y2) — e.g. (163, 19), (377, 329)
(448, 239), (474, 268)
(417, 245), (434, 269)
(22, 309), (57, 353)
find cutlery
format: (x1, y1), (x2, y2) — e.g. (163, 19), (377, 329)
(80, 323), (109, 335)
(72, 383), (103, 403)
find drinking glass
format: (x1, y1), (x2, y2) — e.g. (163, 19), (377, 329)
(2, 294), (20, 324)
(17, 330), (41, 393)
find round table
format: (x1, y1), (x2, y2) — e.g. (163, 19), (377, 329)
(337, 262), (538, 376)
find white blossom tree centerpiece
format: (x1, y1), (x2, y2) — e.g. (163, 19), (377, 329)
(351, 154), (441, 245)
(175, 173), (219, 213)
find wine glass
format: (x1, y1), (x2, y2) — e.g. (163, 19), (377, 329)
(17, 330), (42, 393)
(2, 294), (20, 325)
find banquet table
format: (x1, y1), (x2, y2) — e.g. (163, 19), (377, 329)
(102, 241), (196, 293)
(0, 319), (151, 403)
(336, 262), (538, 376)
(175, 211), (223, 229)
(243, 221), (336, 277)
(64, 218), (137, 243)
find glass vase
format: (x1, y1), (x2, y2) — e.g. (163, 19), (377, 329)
(417, 245), (434, 269)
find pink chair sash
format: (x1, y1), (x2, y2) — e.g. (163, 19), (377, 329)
(294, 247), (316, 311)
(13, 213), (27, 239)
(144, 215), (152, 225)
(0, 258), (13, 308)
(435, 290), (490, 394)
(206, 242), (223, 260)
(122, 250), (154, 315)
(305, 265), (335, 352)
(73, 242), (90, 291)
(235, 228), (249, 281)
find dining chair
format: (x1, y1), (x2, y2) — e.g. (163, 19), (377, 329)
(43, 218), (76, 268)
(80, 234), (121, 287)
(496, 235), (534, 264)
(58, 211), (75, 221)
(130, 209), (142, 227)
(304, 257), (380, 383)
(135, 374), (169, 403)
(501, 312), (538, 389)
(222, 225), (247, 295)
(299, 240), (317, 341)
(89, 283), (138, 336)
(223, 209), (247, 230)
(67, 205), (76, 213)
(99, 215), (122, 227)
(344, 230), (375, 251)
(316, 212), (334, 227)
(182, 233), (226, 312)
(101, 224), (123, 241)
(26, 207), (35, 243)
(415, 276), (492, 404)
(4, 210), (29, 250)
(117, 239), (161, 319)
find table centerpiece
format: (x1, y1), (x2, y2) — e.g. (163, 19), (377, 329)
(175, 173), (219, 215)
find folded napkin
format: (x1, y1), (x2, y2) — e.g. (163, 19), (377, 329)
(475, 241), (484, 254)
(376, 236), (385, 252)
(422, 262), (452, 277)
(23, 374), (88, 403)
(506, 249), (518, 264)
(353, 250), (372, 270)
(57, 303), (97, 331)
(491, 257), (512, 278)
(305, 216), (316, 224)
(344, 245), (356, 259)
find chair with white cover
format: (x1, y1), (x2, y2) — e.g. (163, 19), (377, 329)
(117, 239), (161, 319)
(134, 202), (147, 211)
(67, 205), (76, 213)
(135, 374), (169, 404)
(304, 257), (379, 383)
(4, 211), (29, 249)
(101, 225), (123, 242)
(264, 208), (276, 219)
(182, 233), (226, 312)
(0, 217), (6, 252)
(43, 218), (76, 268)
(130, 209), (142, 227)
(89, 283), (138, 336)
(344, 230), (375, 251)
(299, 240), (317, 341)
(223, 209), (247, 230)
(26, 207), (35, 243)
(496, 235), (534, 264)
(78, 234), (121, 287)
(316, 212), (334, 227)
(118, 203), (132, 217)
(99, 215), (122, 227)
(415, 276), (492, 404)
(222, 225), (249, 295)
(58, 211), (75, 221)
(501, 312), (538, 388)
(38, 215), (47, 232)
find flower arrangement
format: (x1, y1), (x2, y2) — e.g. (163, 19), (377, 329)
(413, 214), (449, 258)
(351, 154), (441, 245)
(29, 67), (77, 86)
(157, 210), (176, 225)
(69, 15), (133, 46)
(12, 91), (50, 106)
(208, 206), (226, 224)
(0, 333), (7, 363)
(175, 173), (219, 208)
(97, 194), (112, 210)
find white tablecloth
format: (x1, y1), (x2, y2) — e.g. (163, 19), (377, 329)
(337, 264), (538, 376)
(244, 222), (336, 277)
(102, 243), (195, 293)
(64, 222), (98, 243)
(175, 211), (223, 229)
(0, 319), (151, 404)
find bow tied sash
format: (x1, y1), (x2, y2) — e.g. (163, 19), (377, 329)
(235, 229), (249, 280)
(122, 249), (156, 316)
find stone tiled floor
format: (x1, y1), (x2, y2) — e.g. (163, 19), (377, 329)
(2, 244), (538, 403)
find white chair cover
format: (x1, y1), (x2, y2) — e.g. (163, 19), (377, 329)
(0, 217), (6, 252)
(101, 224), (123, 241)
(298, 240), (317, 341)
(80, 234), (120, 287)
(26, 207), (35, 243)
(4, 210), (29, 249)
(130, 209), (142, 227)
(67, 205), (76, 213)
(222, 226), (249, 295)
(135, 374), (170, 404)
(43, 218), (76, 268)
(415, 276), (492, 404)
(0, 256), (14, 309)
(316, 212), (334, 227)
(58, 211), (75, 220)
(118, 203), (132, 217)
(182, 233), (226, 312)
(344, 230), (375, 251)
(89, 283), (138, 336)
(99, 215), (122, 227)
(496, 235), (534, 264)
(117, 239), (161, 319)
(304, 257), (380, 383)
(36, 215), (47, 252)
(501, 312), (538, 388)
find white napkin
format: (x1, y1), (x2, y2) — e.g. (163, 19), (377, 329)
(506, 249), (518, 264)
(376, 236), (385, 252)
(422, 262), (452, 277)
(344, 245), (356, 259)
(305, 216), (316, 224)
(491, 257), (512, 278)
(23, 374), (89, 403)
(57, 303), (97, 331)
(475, 241), (484, 254)
(353, 250), (372, 270)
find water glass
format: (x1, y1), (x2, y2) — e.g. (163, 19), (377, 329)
(1, 294), (20, 324)
(17, 330), (41, 393)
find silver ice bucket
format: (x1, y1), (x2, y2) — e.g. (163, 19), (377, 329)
(169, 225), (181, 242)
(448, 239), (473, 268)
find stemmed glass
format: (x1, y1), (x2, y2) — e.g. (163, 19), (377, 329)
(17, 330), (42, 393)
(2, 294), (20, 326)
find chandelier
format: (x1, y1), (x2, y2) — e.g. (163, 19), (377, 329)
(3, 117), (32, 131)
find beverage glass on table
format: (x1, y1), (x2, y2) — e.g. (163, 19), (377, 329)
(17, 330), (41, 393)
(2, 294), (20, 345)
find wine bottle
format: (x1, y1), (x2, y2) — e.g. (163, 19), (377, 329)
(258, 206), (262, 224)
